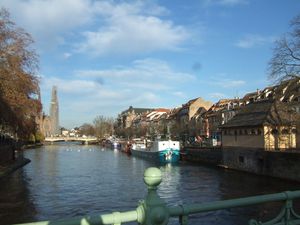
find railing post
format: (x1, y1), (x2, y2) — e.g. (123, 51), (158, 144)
(140, 167), (169, 225)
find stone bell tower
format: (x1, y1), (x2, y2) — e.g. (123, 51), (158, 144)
(50, 86), (59, 135)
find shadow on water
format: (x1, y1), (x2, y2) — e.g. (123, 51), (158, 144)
(0, 169), (37, 225)
(165, 163), (300, 225)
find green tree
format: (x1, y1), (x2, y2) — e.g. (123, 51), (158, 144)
(0, 8), (41, 139)
(269, 14), (300, 82)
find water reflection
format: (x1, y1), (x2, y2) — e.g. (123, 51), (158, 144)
(159, 164), (181, 201)
(1, 143), (300, 225)
(0, 169), (37, 224)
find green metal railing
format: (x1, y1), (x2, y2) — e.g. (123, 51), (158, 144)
(13, 167), (300, 225)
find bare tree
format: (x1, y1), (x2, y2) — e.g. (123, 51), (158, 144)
(93, 115), (114, 138)
(268, 14), (300, 82)
(267, 13), (300, 113)
(0, 8), (41, 139)
(79, 123), (95, 136)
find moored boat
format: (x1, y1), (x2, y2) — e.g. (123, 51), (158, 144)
(112, 141), (121, 150)
(131, 139), (180, 163)
(121, 142), (132, 155)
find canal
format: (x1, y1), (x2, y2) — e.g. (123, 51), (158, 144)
(1, 143), (300, 225)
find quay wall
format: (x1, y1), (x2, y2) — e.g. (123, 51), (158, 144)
(184, 146), (300, 182)
(183, 147), (222, 165)
(297, 125), (300, 148)
(222, 147), (300, 182)
(0, 145), (15, 164)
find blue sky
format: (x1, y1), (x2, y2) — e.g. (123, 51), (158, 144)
(2, 0), (300, 129)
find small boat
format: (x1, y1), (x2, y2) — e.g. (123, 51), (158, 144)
(131, 139), (180, 163)
(121, 142), (132, 155)
(112, 141), (121, 150)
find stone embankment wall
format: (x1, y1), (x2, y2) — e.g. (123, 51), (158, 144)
(0, 145), (15, 164)
(183, 146), (300, 182)
(222, 147), (300, 182)
(183, 147), (222, 165)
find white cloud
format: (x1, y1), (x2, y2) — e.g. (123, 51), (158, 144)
(41, 75), (160, 115)
(203, 75), (246, 88)
(63, 53), (72, 59)
(172, 92), (186, 98)
(235, 34), (275, 48)
(41, 77), (103, 94)
(40, 58), (194, 126)
(1, 0), (94, 48)
(77, 1), (189, 56)
(2, 0), (189, 55)
(219, 80), (246, 88)
(203, 0), (248, 7)
(209, 92), (227, 99)
(76, 58), (195, 86)
(218, 0), (248, 6)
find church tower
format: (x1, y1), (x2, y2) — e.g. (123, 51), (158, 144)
(50, 86), (59, 135)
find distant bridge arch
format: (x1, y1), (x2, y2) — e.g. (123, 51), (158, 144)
(44, 136), (98, 145)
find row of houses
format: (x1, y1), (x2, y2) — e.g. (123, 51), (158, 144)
(115, 78), (300, 151)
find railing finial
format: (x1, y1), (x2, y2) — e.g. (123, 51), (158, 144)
(144, 167), (162, 190)
(141, 167), (169, 225)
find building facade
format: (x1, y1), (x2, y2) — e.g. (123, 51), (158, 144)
(221, 101), (297, 150)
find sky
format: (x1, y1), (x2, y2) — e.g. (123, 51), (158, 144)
(1, 0), (300, 129)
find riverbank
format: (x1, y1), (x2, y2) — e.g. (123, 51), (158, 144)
(183, 146), (300, 182)
(22, 142), (43, 149)
(0, 157), (31, 179)
(0, 142), (39, 179)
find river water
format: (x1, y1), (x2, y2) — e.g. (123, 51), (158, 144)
(1, 143), (300, 225)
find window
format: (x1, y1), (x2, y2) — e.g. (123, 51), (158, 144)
(292, 129), (297, 134)
(257, 129), (262, 135)
(271, 129), (278, 135)
(239, 156), (244, 163)
(281, 129), (289, 135)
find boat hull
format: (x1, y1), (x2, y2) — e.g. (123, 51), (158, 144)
(131, 148), (180, 163)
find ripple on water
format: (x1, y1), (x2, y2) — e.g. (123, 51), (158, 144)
(1, 144), (300, 225)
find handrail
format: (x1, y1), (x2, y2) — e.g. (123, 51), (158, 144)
(12, 167), (300, 225)
(169, 191), (300, 216)
(12, 210), (142, 225)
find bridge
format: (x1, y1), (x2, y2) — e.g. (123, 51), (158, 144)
(44, 136), (98, 145)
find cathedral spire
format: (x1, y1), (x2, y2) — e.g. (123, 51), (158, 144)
(50, 86), (59, 135)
